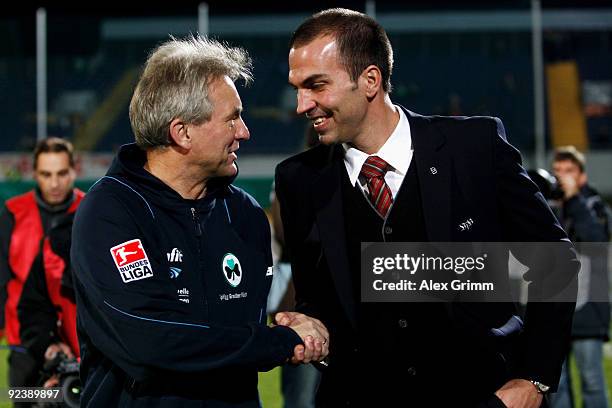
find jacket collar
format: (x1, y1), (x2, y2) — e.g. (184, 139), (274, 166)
(107, 143), (235, 212)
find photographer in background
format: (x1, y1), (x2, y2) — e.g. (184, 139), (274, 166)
(18, 212), (79, 390)
(0, 138), (83, 406)
(549, 146), (611, 408)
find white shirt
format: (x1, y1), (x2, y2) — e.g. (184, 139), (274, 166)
(343, 106), (413, 198)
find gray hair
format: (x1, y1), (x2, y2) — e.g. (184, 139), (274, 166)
(129, 35), (253, 149)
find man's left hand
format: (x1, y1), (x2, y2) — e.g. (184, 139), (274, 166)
(274, 311), (329, 364)
(494, 379), (543, 408)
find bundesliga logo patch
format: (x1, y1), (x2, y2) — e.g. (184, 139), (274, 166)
(110, 239), (154, 283)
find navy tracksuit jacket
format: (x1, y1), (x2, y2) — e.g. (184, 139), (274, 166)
(72, 144), (301, 407)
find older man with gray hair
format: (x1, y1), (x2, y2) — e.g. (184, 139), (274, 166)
(71, 36), (328, 407)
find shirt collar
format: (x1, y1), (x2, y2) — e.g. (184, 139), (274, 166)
(343, 106), (412, 186)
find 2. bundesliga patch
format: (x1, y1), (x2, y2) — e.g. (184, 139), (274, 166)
(110, 239), (154, 283)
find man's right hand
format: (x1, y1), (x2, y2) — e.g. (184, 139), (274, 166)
(275, 311), (329, 364)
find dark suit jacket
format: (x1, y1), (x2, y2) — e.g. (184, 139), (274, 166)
(275, 109), (579, 407)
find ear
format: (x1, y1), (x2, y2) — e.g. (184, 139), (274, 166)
(360, 65), (383, 98)
(169, 118), (190, 149)
(579, 171), (587, 187)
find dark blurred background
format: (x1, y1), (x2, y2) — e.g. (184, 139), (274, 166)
(1, 0), (611, 204)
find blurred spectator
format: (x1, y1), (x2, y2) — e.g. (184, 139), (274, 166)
(549, 145), (611, 408)
(0, 137), (83, 404)
(268, 125), (321, 408)
(18, 211), (79, 389)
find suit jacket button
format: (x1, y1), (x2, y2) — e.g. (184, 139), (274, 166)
(407, 366), (417, 376)
(398, 319), (408, 328)
(384, 226), (393, 234)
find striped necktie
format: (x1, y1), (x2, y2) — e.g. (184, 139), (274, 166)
(360, 156), (394, 218)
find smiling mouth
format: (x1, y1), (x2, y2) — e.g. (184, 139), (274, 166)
(311, 115), (331, 131)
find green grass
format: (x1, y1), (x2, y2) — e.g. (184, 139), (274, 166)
(604, 349), (612, 405)
(0, 339), (8, 408)
(259, 368), (283, 408)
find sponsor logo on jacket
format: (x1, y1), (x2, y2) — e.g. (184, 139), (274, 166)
(167, 248), (183, 263)
(177, 287), (190, 303)
(110, 239), (154, 283)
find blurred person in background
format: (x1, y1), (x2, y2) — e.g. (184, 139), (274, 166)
(549, 146), (611, 408)
(268, 124), (321, 408)
(0, 137), (83, 400)
(275, 8), (579, 408)
(71, 35), (328, 407)
(18, 211), (80, 389)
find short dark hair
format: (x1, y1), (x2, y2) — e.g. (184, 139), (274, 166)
(553, 145), (586, 173)
(290, 8), (394, 93)
(33, 137), (75, 169)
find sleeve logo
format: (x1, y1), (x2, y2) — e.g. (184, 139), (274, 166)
(110, 239), (154, 283)
(222, 253), (242, 287)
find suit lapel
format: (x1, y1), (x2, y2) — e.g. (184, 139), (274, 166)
(309, 110), (453, 327)
(406, 109), (453, 241)
(312, 146), (357, 328)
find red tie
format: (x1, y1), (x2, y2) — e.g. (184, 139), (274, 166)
(360, 156), (394, 218)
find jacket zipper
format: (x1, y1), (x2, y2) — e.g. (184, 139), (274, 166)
(191, 207), (202, 236)
(190, 207), (208, 314)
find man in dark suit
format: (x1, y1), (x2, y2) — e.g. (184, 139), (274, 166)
(274, 8), (579, 408)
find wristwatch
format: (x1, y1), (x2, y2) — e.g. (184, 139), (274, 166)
(530, 380), (550, 394)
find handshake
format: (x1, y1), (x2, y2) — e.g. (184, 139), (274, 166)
(274, 312), (329, 364)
